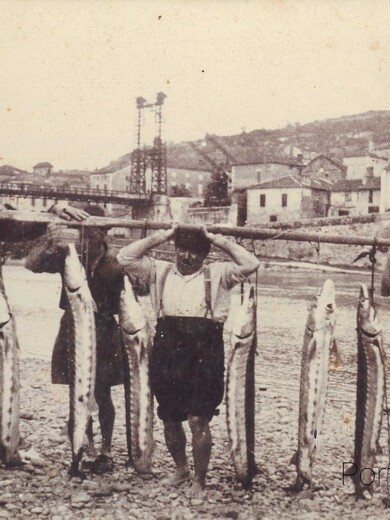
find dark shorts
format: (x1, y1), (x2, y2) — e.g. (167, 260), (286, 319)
(150, 316), (224, 422)
(52, 311), (124, 387)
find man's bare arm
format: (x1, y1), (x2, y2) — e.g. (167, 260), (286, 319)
(118, 226), (176, 261)
(204, 230), (260, 275)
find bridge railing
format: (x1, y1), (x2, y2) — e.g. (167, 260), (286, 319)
(0, 182), (151, 202)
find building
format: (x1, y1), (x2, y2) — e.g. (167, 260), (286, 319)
(89, 164), (212, 199)
(282, 144), (317, 162)
(89, 165), (129, 193)
(380, 165), (390, 212)
(167, 167), (211, 198)
(231, 160), (301, 191)
(343, 153), (388, 180)
(329, 178), (381, 216)
(33, 162), (53, 176)
(246, 175), (330, 225)
(302, 155), (346, 182)
(0, 165), (89, 212)
(372, 143), (390, 161)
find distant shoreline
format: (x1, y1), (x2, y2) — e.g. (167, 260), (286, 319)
(5, 256), (374, 274)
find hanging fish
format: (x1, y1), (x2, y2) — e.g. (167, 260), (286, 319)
(226, 284), (257, 488)
(349, 283), (385, 498)
(64, 243), (97, 477)
(119, 275), (153, 474)
(0, 289), (20, 466)
(289, 279), (337, 491)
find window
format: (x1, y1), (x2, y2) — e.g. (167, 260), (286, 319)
(96, 184), (100, 191)
(281, 193), (288, 207)
(345, 192), (352, 202)
(369, 190), (373, 204)
(338, 210), (349, 216)
(368, 206), (379, 213)
(43, 198), (47, 207)
(31, 198), (35, 207)
(260, 194), (266, 207)
(104, 184), (108, 192)
(367, 166), (374, 177)
(198, 184), (203, 196)
(270, 215), (277, 222)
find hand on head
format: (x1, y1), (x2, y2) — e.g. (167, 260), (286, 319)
(164, 222), (179, 240)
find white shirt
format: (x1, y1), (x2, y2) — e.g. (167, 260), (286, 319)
(116, 252), (248, 322)
(162, 266), (207, 317)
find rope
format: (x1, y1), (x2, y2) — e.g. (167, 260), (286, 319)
(369, 240), (377, 304)
(141, 219), (148, 239)
(367, 240), (390, 504)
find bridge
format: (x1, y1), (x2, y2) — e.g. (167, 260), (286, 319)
(0, 182), (151, 206)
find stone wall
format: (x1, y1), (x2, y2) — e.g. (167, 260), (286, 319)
(242, 218), (390, 270)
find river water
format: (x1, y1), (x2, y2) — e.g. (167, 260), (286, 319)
(4, 264), (390, 360)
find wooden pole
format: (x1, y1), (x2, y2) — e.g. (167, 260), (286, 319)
(1, 209), (390, 247)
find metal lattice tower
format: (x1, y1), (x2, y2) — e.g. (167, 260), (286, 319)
(129, 97), (147, 194)
(128, 92), (167, 195)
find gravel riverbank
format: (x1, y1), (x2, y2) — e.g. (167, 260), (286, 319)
(3, 266), (390, 519)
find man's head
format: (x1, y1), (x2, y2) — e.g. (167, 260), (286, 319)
(174, 229), (211, 276)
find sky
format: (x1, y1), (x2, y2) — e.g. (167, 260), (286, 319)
(1, 0), (390, 172)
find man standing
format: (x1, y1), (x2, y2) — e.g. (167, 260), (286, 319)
(26, 204), (124, 474)
(116, 225), (259, 497)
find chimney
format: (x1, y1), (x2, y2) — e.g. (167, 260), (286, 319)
(297, 154), (304, 177)
(368, 134), (374, 152)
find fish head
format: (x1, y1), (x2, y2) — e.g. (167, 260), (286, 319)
(232, 285), (256, 339)
(307, 279), (336, 333)
(64, 243), (86, 291)
(119, 276), (147, 334)
(358, 283), (381, 335)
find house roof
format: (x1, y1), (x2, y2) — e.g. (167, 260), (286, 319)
(0, 165), (30, 176)
(91, 163), (212, 176)
(343, 152), (388, 161)
(331, 178), (380, 191)
(0, 171), (88, 188)
(233, 159), (300, 168)
(373, 143), (390, 151)
(303, 154), (346, 172)
(358, 177), (381, 190)
(246, 175), (330, 191)
(33, 162), (53, 168)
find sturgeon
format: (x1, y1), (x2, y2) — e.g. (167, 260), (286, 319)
(350, 283), (385, 498)
(0, 289), (20, 466)
(64, 243), (96, 476)
(290, 279), (336, 491)
(226, 284), (257, 488)
(119, 275), (153, 474)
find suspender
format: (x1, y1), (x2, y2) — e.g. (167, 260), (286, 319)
(158, 264), (213, 319)
(158, 264), (172, 317)
(203, 264), (213, 319)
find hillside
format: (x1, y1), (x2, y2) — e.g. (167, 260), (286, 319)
(101, 110), (390, 173)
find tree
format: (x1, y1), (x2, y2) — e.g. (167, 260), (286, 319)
(204, 169), (230, 207)
(170, 183), (191, 197)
